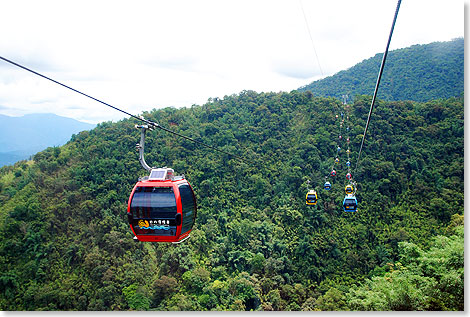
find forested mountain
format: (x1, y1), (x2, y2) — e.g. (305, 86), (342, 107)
(0, 113), (95, 167)
(0, 91), (464, 311)
(298, 38), (464, 103)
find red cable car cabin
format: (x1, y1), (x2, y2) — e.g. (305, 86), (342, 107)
(127, 168), (197, 243)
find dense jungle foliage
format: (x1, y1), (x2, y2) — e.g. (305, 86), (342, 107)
(0, 90), (464, 311)
(299, 38), (464, 103)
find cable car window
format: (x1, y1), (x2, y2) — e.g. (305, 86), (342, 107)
(131, 187), (177, 218)
(130, 187), (177, 236)
(307, 195), (316, 201)
(179, 184), (196, 234)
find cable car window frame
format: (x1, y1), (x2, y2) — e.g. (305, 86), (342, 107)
(129, 186), (178, 236)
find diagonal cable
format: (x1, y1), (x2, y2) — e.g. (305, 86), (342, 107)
(299, 0), (324, 76)
(0, 55), (247, 163)
(355, 0), (402, 172)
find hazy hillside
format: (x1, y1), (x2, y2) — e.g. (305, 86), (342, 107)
(298, 38), (464, 102)
(0, 91), (463, 311)
(0, 113), (95, 166)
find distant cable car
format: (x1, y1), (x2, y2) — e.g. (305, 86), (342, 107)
(346, 160), (351, 167)
(331, 170), (337, 177)
(346, 173), (352, 180)
(345, 184), (354, 194)
(324, 181), (331, 190)
(335, 157), (340, 164)
(339, 135), (342, 140)
(343, 194), (357, 212)
(337, 146), (341, 152)
(346, 149), (350, 154)
(347, 137), (350, 143)
(306, 190), (318, 206)
(127, 167), (197, 243)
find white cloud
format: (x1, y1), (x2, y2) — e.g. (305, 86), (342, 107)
(0, 0), (463, 123)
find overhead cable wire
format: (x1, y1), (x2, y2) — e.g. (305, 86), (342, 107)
(0, 55), (247, 163)
(355, 0), (402, 172)
(299, 0), (324, 77)
(326, 108), (341, 183)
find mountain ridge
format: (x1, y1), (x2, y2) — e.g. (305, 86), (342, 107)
(298, 38), (464, 102)
(0, 38), (464, 310)
(0, 91), (463, 310)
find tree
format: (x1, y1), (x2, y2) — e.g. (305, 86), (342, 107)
(122, 283), (150, 310)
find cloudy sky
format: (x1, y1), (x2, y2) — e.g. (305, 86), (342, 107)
(0, 0), (463, 123)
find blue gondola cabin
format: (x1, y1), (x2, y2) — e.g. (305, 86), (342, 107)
(342, 194), (357, 212)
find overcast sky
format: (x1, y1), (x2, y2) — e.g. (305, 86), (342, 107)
(0, 0), (463, 124)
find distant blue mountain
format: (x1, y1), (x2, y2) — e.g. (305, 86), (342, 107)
(0, 113), (95, 166)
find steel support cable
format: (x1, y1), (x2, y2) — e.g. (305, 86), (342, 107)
(299, 0), (324, 77)
(344, 101), (351, 177)
(341, 95), (350, 181)
(327, 110), (342, 181)
(354, 0), (402, 172)
(344, 99), (357, 194)
(0, 56), (248, 163)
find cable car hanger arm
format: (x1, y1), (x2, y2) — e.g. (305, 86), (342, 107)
(135, 124), (153, 172)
